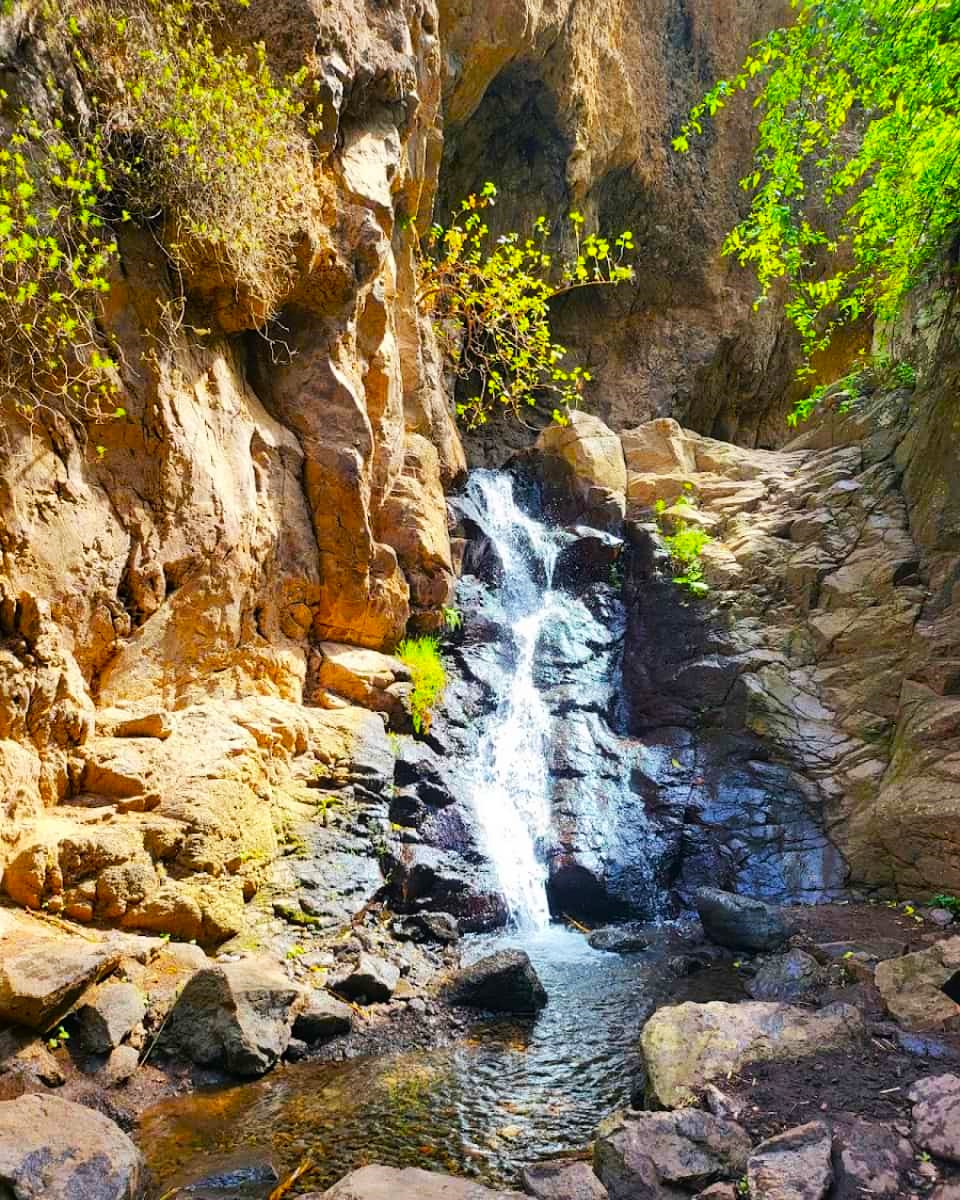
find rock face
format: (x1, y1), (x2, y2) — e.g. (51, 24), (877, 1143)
(640, 1000), (864, 1107)
(0, 0), (462, 946)
(695, 889), (792, 952)
(445, 950), (548, 1014)
(162, 958), (303, 1076)
(0, 1093), (143, 1200)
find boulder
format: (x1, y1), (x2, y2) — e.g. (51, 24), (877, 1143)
(102, 1045), (141, 1087)
(695, 888), (791, 952)
(76, 981), (147, 1053)
(0, 1093), (143, 1199)
(521, 1161), (608, 1200)
(394, 912), (461, 945)
(830, 1114), (913, 1199)
(747, 950), (823, 1002)
(292, 993), (354, 1042)
(535, 412), (627, 530)
(333, 954), (400, 1004)
(640, 1001), (864, 1107)
(747, 1122), (833, 1200)
(587, 925), (651, 955)
(874, 937), (960, 1030)
(445, 950), (547, 1014)
(595, 1109), (751, 1197)
(162, 957), (303, 1076)
(909, 1073), (960, 1162)
(0, 940), (120, 1031)
(315, 1165), (523, 1199)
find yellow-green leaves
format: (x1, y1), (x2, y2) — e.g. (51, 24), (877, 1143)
(417, 183), (635, 429)
(396, 636), (447, 735)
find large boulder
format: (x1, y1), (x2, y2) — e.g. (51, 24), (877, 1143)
(315, 1165), (523, 1199)
(535, 412), (627, 531)
(0, 1093), (143, 1199)
(76, 981), (147, 1053)
(162, 958), (303, 1076)
(640, 1001), (864, 1107)
(909, 1074), (960, 1162)
(747, 1122), (833, 1200)
(594, 1109), (751, 1198)
(695, 888), (792, 952)
(874, 937), (960, 1030)
(0, 939), (121, 1031)
(445, 950), (547, 1014)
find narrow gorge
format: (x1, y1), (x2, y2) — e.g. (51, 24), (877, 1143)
(1, 2), (960, 1200)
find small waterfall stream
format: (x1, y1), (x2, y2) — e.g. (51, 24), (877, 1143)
(459, 471), (563, 929)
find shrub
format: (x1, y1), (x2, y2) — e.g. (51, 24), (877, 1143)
(417, 183), (634, 429)
(0, 102), (122, 422)
(655, 486), (713, 596)
(396, 635), (446, 734)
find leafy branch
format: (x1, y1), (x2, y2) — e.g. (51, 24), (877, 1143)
(416, 183), (635, 429)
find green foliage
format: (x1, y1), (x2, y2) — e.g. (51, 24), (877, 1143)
(789, 351), (919, 426)
(675, 0), (960, 383)
(0, 100), (122, 421)
(46, 1025), (70, 1050)
(417, 183), (635, 428)
(396, 635), (447, 734)
(655, 486), (713, 596)
(933, 892), (960, 914)
(441, 605), (463, 632)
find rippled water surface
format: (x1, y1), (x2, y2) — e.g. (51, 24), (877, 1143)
(139, 928), (673, 1196)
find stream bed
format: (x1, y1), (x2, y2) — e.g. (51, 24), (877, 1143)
(138, 926), (720, 1196)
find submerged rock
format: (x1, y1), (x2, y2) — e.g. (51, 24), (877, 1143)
(316, 1165), (523, 1199)
(640, 1000), (864, 1107)
(695, 888), (792, 952)
(587, 924), (651, 954)
(162, 957), (303, 1076)
(0, 1093), (143, 1200)
(445, 950), (548, 1014)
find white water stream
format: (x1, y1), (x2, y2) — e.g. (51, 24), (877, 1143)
(462, 471), (565, 929)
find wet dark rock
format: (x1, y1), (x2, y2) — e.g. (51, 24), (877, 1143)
(746, 950), (823, 1002)
(0, 1093), (143, 1200)
(553, 527), (623, 595)
(394, 740), (460, 809)
(909, 1073), (960, 1162)
(389, 844), (508, 933)
(393, 912), (461, 944)
(695, 888), (792, 952)
(521, 1160), (608, 1200)
(595, 1109), (751, 1197)
(283, 1037), (310, 1063)
(292, 992), (354, 1042)
(76, 981), (147, 1053)
(588, 925), (651, 954)
(162, 958), (303, 1076)
(747, 1121), (833, 1200)
(332, 954), (399, 1004)
(445, 950), (547, 1014)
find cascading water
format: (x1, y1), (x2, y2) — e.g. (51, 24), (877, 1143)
(458, 470), (563, 929)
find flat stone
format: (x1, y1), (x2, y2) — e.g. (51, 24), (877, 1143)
(747, 1121), (833, 1200)
(76, 981), (147, 1053)
(874, 937), (960, 1030)
(292, 992), (354, 1042)
(817, 939), (907, 963)
(315, 1164), (523, 1199)
(0, 940), (121, 1031)
(640, 1001), (864, 1107)
(521, 1161), (608, 1200)
(445, 950), (548, 1015)
(162, 957), (303, 1076)
(909, 1073), (960, 1161)
(695, 888), (791, 952)
(831, 1113), (913, 1199)
(0, 1093), (143, 1199)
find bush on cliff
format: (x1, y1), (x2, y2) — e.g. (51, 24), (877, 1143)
(0, 0), (319, 424)
(416, 183), (635, 429)
(396, 636), (446, 734)
(675, 0), (960, 414)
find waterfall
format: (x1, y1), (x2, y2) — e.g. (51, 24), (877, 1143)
(461, 471), (562, 930)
